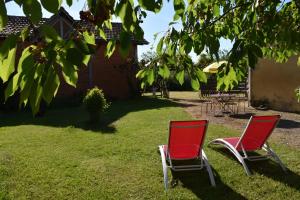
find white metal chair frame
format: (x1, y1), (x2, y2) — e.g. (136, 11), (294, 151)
(158, 122), (216, 190)
(209, 116), (287, 176)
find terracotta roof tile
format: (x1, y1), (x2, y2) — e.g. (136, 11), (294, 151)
(0, 8), (148, 45)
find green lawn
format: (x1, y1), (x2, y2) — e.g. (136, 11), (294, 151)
(0, 97), (299, 199)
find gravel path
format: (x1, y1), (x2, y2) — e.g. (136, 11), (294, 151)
(171, 98), (300, 148)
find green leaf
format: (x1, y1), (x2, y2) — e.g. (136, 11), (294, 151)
(98, 27), (107, 40)
(135, 25), (144, 41)
(158, 65), (170, 79)
(136, 69), (147, 79)
(251, 44), (263, 58)
(66, 48), (84, 66)
(228, 67), (238, 84)
(193, 40), (204, 55)
(0, 46), (17, 82)
(66, 0), (73, 6)
(191, 77), (200, 90)
(42, 66), (60, 104)
(34, 62), (45, 79)
(138, 0), (163, 13)
(23, 0), (42, 24)
(40, 25), (61, 41)
(209, 39), (220, 56)
(247, 50), (257, 68)
(29, 79), (43, 115)
(115, 1), (135, 32)
(0, 0), (8, 29)
(75, 40), (92, 55)
(183, 35), (193, 54)
(18, 63), (36, 107)
(5, 73), (20, 101)
(105, 40), (116, 58)
(173, 13), (180, 21)
(252, 11), (257, 23)
(60, 59), (78, 87)
(195, 69), (207, 83)
(17, 46), (35, 73)
(20, 26), (30, 41)
(298, 56), (300, 66)
(0, 36), (18, 83)
(0, 34), (18, 61)
(174, 0), (185, 16)
(147, 69), (155, 85)
(104, 20), (112, 30)
(119, 31), (131, 58)
(175, 70), (185, 85)
(213, 4), (220, 17)
(83, 31), (95, 45)
(41, 0), (62, 14)
(82, 55), (91, 66)
(156, 37), (164, 55)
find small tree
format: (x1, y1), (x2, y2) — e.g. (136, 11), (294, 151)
(83, 87), (109, 123)
(138, 51), (170, 98)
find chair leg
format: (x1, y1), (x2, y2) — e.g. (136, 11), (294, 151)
(263, 144), (287, 172)
(159, 145), (169, 190)
(202, 150), (216, 186)
(209, 139), (251, 175)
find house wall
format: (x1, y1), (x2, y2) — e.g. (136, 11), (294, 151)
(250, 56), (300, 112)
(57, 43), (139, 99)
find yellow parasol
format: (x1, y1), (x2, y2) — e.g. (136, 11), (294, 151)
(203, 61), (228, 73)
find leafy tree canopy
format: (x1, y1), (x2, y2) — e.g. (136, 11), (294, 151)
(0, 0), (299, 114)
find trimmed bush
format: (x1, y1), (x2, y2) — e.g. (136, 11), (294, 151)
(83, 87), (109, 123)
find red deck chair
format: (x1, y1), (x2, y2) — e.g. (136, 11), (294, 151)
(209, 115), (287, 175)
(158, 120), (216, 190)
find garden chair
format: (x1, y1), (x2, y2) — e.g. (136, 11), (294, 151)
(158, 120), (216, 190)
(209, 115), (287, 175)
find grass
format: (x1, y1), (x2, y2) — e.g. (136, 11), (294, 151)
(0, 97), (299, 199)
(143, 91), (200, 100)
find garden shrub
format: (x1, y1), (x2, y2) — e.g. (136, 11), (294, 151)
(83, 87), (110, 123)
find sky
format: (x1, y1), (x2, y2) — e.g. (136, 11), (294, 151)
(5, 0), (232, 62)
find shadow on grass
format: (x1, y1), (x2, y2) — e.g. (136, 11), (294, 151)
(229, 113), (254, 119)
(0, 97), (180, 133)
(210, 147), (300, 192)
(277, 119), (300, 129)
(171, 168), (246, 199)
(169, 98), (202, 103)
(248, 158), (300, 192)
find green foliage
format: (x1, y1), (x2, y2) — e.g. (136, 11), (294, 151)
(138, 0), (163, 13)
(22, 0), (42, 24)
(0, 25), (94, 114)
(0, 0), (7, 30)
(41, 0), (62, 14)
(174, 0), (185, 17)
(83, 87), (109, 122)
(105, 39), (116, 58)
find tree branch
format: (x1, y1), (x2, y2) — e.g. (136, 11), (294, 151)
(202, 2), (252, 30)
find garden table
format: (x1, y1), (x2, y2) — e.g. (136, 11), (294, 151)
(210, 94), (237, 115)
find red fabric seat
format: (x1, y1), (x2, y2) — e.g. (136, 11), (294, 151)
(222, 137), (240, 149)
(167, 120), (208, 160)
(209, 115), (286, 175)
(159, 120), (216, 188)
(163, 144), (200, 159)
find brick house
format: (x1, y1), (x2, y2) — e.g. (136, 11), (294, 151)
(0, 8), (148, 100)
